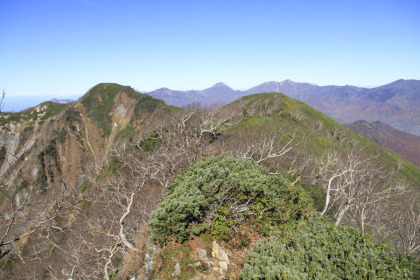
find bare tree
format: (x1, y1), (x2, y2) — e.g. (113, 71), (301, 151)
(391, 199), (420, 255)
(0, 89), (5, 112)
(312, 142), (407, 227)
(0, 176), (82, 260)
(229, 124), (301, 164)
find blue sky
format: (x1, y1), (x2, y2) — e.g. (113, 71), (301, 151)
(1, 0), (419, 98)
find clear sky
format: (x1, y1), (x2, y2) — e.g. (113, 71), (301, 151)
(1, 0), (419, 97)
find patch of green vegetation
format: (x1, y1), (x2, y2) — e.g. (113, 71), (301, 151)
(44, 141), (57, 158)
(241, 214), (420, 279)
(54, 128), (67, 143)
(150, 156), (312, 243)
(63, 108), (85, 149)
(114, 125), (134, 142)
(64, 107), (81, 128)
(138, 131), (159, 152)
(97, 157), (120, 180)
(133, 93), (167, 117)
(36, 170), (47, 193)
(39, 102), (67, 120)
(80, 200), (91, 210)
(47, 166), (54, 183)
(16, 180), (28, 193)
(0, 186), (9, 206)
(238, 92), (283, 117)
(81, 83), (122, 136)
(0, 255), (15, 275)
(37, 139), (60, 193)
(81, 181), (92, 193)
(209, 206), (235, 241)
(0, 102), (68, 127)
(0, 146), (6, 162)
(154, 242), (201, 280)
(303, 184), (326, 212)
(23, 124), (34, 132)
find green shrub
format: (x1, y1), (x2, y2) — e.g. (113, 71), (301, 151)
(23, 125), (34, 132)
(39, 102), (67, 120)
(16, 180), (28, 192)
(81, 181), (92, 193)
(36, 171), (47, 193)
(133, 94), (165, 117)
(150, 155), (312, 243)
(55, 128), (67, 143)
(44, 142), (57, 158)
(64, 107), (81, 129)
(0, 146), (6, 162)
(114, 125), (134, 142)
(138, 131), (159, 152)
(241, 214), (419, 279)
(209, 206), (236, 241)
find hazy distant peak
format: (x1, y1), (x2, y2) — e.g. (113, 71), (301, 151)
(50, 98), (74, 104)
(280, 79), (294, 84)
(259, 80), (294, 86)
(154, 87), (173, 93)
(210, 82), (231, 88)
(264, 81), (285, 85)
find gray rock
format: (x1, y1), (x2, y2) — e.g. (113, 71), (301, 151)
(173, 263), (181, 276)
(196, 248), (208, 260)
(212, 241), (229, 264)
(219, 261), (228, 271)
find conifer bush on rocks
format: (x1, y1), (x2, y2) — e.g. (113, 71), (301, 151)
(150, 155), (312, 243)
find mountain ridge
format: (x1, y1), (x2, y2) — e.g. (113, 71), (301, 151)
(147, 79), (420, 135)
(346, 120), (420, 167)
(1, 83), (420, 278)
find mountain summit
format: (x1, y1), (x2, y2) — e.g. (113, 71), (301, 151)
(210, 82), (231, 88)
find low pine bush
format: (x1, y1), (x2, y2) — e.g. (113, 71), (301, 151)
(241, 214), (419, 279)
(150, 155), (312, 243)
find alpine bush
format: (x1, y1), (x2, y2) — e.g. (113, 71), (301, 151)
(150, 155), (312, 243)
(241, 214), (419, 279)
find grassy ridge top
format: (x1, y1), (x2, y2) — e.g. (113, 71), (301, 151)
(0, 101), (69, 128)
(228, 92), (420, 186)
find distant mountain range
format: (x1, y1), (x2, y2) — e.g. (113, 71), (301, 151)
(2, 96), (77, 112)
(346, 120), (420, 167)
(3, 80), (419, 136)
(50, 98), (75, 104)
(147, 79), (420, 136)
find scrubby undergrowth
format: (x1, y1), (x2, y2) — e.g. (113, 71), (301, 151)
(150, 155), (312, 243)
(242, 214), (419, 279)
(149, 156), (420, 279)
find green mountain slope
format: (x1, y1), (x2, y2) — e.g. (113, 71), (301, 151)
(226, 92), (420, 185)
